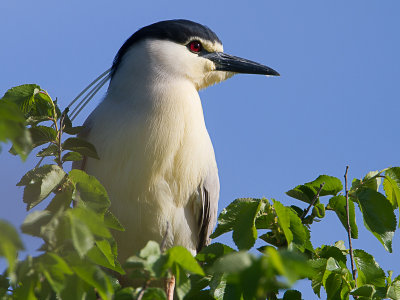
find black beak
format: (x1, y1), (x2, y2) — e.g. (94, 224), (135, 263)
(202, 52), (280, 76)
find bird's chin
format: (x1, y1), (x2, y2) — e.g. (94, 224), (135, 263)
(195, 71), (235, 91)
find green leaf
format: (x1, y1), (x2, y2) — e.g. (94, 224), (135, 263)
(17, 164), (66, 210)
(114, 287), (135, 300)
(96, 239), (115, 266)
(63, 125), (84, 135)
(86, 242), (125, 274)
(29, 126), (57, 148)
(2, 84), (55, 119)
(37, 144), (58, 157)
(362, 170), (382, 191)
(63, 137), (99, 159)
(238, 260), (263, 300)
(37, 253), (73, 294)
(210, 251), (254, 274)
(328, 195), (358, 238)
(124, 255), (147, 270)
(387, 280), (400, 299)
(283, 290), (302, 300)
(315, 245), (347, 267)
(353, 249), (386, 287)
(196, 242), (235, 265)
(0, 100), (31, 160)
(232, 199), (262, 250)
(286, 175), (343, 203)
(128, 241), (164, 277)
(21, 210), (53, 237)
(140, 240), (161, 259)
(33, 90), (54, 118)
(266, 248), (314, 283)
(255, 211), (275, 229)
(166, 246), (204, 276)
(350, 285), (376, 298)
(60, 274), (96, 300)
(104, 210), (125, 231)
(45, 190), (73, 212)
(325, 257), (341, 272)
(384, 167), (400, 210)
(310, 258), (327, 297)
(68, 211), (95, 257)
(356, 188), (397, 252)
(13, 275), (37, 300)
(208, 274), (227, 300)
(174, 264), (192, 299)
(0, 275), (10, 297)
(62, 112), (73, 128)
(312, 203), (325, 218)
(0, 221), (24, 281)
(34, 208), (67, 249)
(1, 84), (40, 114)
(273, 200), (307, 251)
(25, 115), (51, 126)
(62, 151), (83, 162)
(70, 257), (113, 300)
(142, 288), (167, 300)
(182, 275), (211, 299)
(334, 240), (347, 251)
(310, 256), (351, 300)
(312, 175), (343, 196)
(273, 200), (292, 243)
(69, 206), (111, 238)
(324, 272), (342, 300)
(68, 169), (110, 214)
(286, 184), (316, 203)
(211, 198), (263, 239)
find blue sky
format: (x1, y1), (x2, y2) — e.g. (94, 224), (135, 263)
(1, 1), (399, 298)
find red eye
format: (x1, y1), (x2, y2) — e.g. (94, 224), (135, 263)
(189, 40), (202, 53)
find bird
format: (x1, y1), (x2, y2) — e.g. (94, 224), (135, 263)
(74, 19), (279, 281)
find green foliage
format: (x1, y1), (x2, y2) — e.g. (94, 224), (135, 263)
(0, 84), (400, 299)
(17, 164), (66, 210)
(0, 99), (31, 160)
(0, 221), (24, 283)
(328, 195), (358, 238)
(286, 175), (343, 203)
(63, 137), (99, 159)
(356, 189), (396, 252)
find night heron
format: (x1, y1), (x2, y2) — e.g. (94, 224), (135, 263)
(73, 19), (279, 294)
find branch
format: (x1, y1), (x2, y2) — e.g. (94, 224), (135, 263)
(136, 278), (152, 300)
(344, 166), (357, 285)
(56, 107), (67, 169)
(301, 182), (325, 221)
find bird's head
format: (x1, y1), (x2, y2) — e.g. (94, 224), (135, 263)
(110, 19), (279, 91)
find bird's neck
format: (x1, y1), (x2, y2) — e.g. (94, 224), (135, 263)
(107, 44), (200, 108)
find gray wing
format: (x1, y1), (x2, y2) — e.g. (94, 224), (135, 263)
(196, 168), (220, 252)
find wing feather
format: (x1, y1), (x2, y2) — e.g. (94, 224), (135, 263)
(196, 169), (219, 252)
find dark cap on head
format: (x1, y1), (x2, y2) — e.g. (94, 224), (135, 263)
(111, 19), (221, 78)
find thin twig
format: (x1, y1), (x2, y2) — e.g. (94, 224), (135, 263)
(34, 156), (45, 169)
(136, 278), (152, 300)
(344, 165), (357, 285)
(56, 108), (67, 169)
(301, 182), (325, 221)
